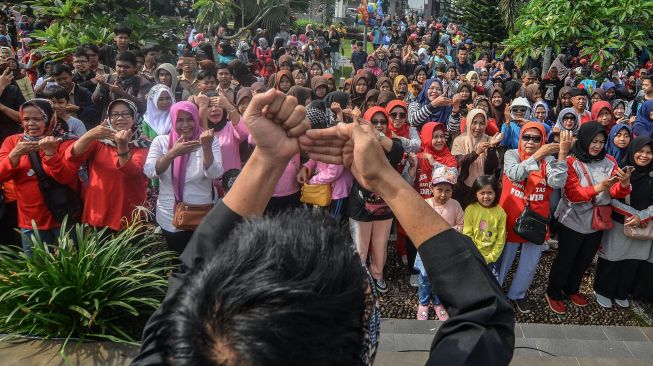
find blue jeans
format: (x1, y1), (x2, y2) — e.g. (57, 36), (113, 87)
(497, 242), (543, 300)
(418, 273), (441, 306)
(330, 51), (340, 70)
(21, 227), (61, 256)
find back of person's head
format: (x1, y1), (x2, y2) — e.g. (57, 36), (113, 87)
(197, 68), (216, 81)
(43, 85), (68, 100)
(81, 43), (100, 54)
(158, 208), (371, 366)
(52, 63), (73, 77)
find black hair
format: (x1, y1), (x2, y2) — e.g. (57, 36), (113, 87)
(52, 63), (73, 77)
(81, 43), (100, 54)
(114, 26), (132, 37)
(182, 50), (196, 58)
(215, 63), (231, 73)
(115, 51), (137, 67)
(471, 175), (500, 207)
(142, 45), (158, 55)
(132, 49), (144, 59)
(73, 49), (89, 60)
(158, 208), (367, 366)
(43, 85), (68, 100)
(197, 69), (216, 81)
(643, 75), (653, 84)
(356, 41), (364, 47)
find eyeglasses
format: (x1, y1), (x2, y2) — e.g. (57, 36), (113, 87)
(371, 119), (388, 125)
(512, 108), (527, 113)
(390, 112), (406, 119)
(563, 115), (576, 120)
(522, 134), (542, 143)
(109, 111), (133, 119)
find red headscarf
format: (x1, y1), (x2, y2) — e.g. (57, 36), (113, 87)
(590, 101), (615, 133)
(363, 106), (391, 138)
(386, 100), (409, 138)
(420, 122), (457, 167)
(518, 121), (547, 187)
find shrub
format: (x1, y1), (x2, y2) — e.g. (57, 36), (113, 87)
(0, 217), (175, 348)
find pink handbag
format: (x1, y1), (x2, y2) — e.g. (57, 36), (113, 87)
(578, 161), (614, 231)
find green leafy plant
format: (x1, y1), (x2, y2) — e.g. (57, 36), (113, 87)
(0, 217), (175, 349)
(502, 0), (653, 70)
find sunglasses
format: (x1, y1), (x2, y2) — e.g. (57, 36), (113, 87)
(389, 112), (406, 119)
(512, 108), (527, 113)
(371, 119), (388, 125)
(522, 134), (542, 143)
(563, 115), (577, 120)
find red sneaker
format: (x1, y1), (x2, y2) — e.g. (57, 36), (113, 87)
(545, 294), (567, 314)
(568, 293), (588, 307)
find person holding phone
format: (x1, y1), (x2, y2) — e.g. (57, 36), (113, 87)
(64, 99), (151, 232)
(546, 121), (632, 315)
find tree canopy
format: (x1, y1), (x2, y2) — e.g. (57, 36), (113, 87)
(460, 0), (507, 44)
(502, 0), (653, 69)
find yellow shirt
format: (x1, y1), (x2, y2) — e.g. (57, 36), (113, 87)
(463, 203), (507, 264)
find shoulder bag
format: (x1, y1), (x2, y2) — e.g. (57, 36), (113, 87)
(171, 160), (215, 231)
(28, 152), (82, 224)
(300, 183), (332, 207)
(577, 160), (614, 231)
(513, 161), (549, 244)
(623, 194), (653, 240)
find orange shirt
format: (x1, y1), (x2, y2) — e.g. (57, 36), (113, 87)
(65, 140), (148, 230)
(0, 135), (78, 229)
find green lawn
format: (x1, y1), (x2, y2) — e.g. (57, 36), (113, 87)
(333, 38), (375, 80)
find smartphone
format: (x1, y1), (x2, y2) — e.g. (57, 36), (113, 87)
(623, 166), (635, 172)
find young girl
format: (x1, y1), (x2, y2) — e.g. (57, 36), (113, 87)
(463, 175), (507, 278)
(414, 166), (463, 321)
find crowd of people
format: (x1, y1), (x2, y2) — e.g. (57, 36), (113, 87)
(1, 8), (653, 326)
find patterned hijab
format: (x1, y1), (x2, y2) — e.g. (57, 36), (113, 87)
(101, 99), (151, 148)
(20, 99), (76, 141)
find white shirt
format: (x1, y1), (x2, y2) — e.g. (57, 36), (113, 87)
(144, 135), (223, 232)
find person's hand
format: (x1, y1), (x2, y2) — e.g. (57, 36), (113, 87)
(85, 121), (116, 141)
(199, 128), (214, 149)
(95, 74), (107, 85)
(114, 129), (131, 149)
(65, 104), (80, 112)
(243, 89), (310, 163)
(451, 92), (465, 106)
(490, 132), (503, 146)
(614, 166), (632, 187)
(625, 214), (641, 227)
(330, 102), (342, 115)
(38, 136), (60, 156)
(558, 130), (573, 155)
(10, 140), (39, 158)
(430, 94), (453, 108)
(0, 67), (13, 90)
(596, 175), (620, 192)
(214, 95), (234, 110)
(109, 80), (126, 96)
(195, 94), (209, 110)
(407, 152), (417, 167)
(503, 104), (511, 124)
(296, 166), (310, 184)
(168, 136), (201, 157)
(299, 120), (396, 192)
(475, 141), (491, 155)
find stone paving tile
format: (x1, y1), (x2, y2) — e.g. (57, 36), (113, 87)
(394, 333), (433, 352)
(623, 341), (653, 359)
(640, 327), (653, 342)
(576, 357), (653, 366)
(392, 319), (440, 335)
(510, 356), (580, 365)
(374, 351), (428, 366)
(562, 325), (609, 341)
(380, 318), (395, 334)
(534, 339), (632, 358)
(520, 323), (567, 339)
(378, 333), (394, 352)
(601, 327), (649, 342)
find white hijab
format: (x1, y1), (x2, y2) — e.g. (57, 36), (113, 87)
(143, 84), (175, 136)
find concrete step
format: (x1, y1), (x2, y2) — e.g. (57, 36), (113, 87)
(374, 354), (653, 366)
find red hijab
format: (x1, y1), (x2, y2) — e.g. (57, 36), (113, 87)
(420, 122), (457, 167)
(590, 101), (615, 133)
(363, 106), (391, 138)
(386, 100), (409, 138)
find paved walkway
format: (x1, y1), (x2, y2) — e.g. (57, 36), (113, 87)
(0, 321), (651, 365)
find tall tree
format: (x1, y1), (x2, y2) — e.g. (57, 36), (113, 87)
(499, 0), (526, 32)
(460, 0), (507, 44)
(503, 0), (653, 70)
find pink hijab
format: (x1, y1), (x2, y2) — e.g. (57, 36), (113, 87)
(168, 101), (202, 202)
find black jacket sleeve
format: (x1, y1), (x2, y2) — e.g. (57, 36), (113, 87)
(419, 229), (515, 366)
(131, 200), (243, 366)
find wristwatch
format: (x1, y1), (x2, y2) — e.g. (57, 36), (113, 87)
(378, 132), (385, 141)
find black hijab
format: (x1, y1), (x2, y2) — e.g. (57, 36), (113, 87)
(570, 121), (607, 163)
(324, 91), (350, 110)
(621, 136), (653, 210)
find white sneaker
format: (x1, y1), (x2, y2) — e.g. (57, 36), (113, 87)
(614, 298), (630, 308)
(594, 291), (613, 308)
(409, 274), (419, 287)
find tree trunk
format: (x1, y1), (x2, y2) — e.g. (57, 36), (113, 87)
(542, 46), (553, 78)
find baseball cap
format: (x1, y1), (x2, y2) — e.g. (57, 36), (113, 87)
(431, 166), (458, 186)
